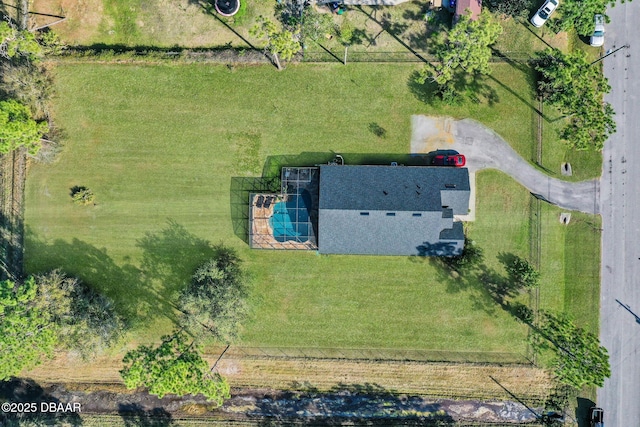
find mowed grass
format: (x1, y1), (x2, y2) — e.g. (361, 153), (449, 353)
(25, 62), (594, 357)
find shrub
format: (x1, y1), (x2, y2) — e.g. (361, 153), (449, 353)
(70, 186), (95, 205)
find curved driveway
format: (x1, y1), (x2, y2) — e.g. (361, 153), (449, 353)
(411, 116), (600, 215)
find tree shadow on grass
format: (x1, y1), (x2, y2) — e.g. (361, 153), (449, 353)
(354, 6), (429, 63)
(407, 70), (441, 105)
(409, 253), (507, 315)
(0, 378), (82, 426)
(407, 70), (501, 107)
(136, 220), (216, 301)
(24, 229), (154, 325)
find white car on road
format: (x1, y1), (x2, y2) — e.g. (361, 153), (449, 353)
(531, 0), (559, 27)
(590, 14), (605, 47)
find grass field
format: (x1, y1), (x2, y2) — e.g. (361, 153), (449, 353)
(25, 62), (599, 359)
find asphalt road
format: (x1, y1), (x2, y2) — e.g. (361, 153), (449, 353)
(598, 2), (640, 425)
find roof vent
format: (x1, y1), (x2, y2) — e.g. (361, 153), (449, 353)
(445, 184), (456, 189)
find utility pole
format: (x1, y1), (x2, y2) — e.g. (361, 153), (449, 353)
(590, 44), (630, 66)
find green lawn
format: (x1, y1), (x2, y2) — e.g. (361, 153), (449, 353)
(25, 62), (598, 358)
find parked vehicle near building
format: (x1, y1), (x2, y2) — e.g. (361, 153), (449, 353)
(590, 14), (605, 47)
(531, 0), (559, 27)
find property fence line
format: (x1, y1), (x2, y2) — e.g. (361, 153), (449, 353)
(52, 46), (533, 65)
(0, 149), (26, 281)
(302, 49), (533, 64)
(79, 414), (545, 427)
(212, 345), (532, 365)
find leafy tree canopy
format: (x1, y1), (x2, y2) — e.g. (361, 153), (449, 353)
(501, 254), (540, 289)
(441, 237), (484, 272)
(178, 245), (249, 342)
(0, 278), (57, 380)
(532, 311), (610, 388)
(417, 10), (503, 87)
(0, 99), (48, 155)
(484, 0), (534, 19)
(553, 0), (614, 36)
(532, 48), (615, 150)
(34, 270), (125, 358)
(120, 330), (230, 405)
(0, 21), (43, 61)
(251, 16), (301, 69)
(300, 7), (334, 43)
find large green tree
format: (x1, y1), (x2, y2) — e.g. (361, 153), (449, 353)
(553, 0), (615, 36)
(441, 237), (484, 272)
(300, 7), (333, 45)
(501, 254), (540, 290)
(0, 99), (48, 154)
(0, 21), (43, 61)
(0, 278), (57, 380)
(532, 48), (615, 150)
(416, 9), (502, 98)
(34, 270), (125, 358)
(532, 311), (610, 388)
(178, 245), (249, 342)
(120, 330), (230, 405)
(251, 16), (301, 70)
(484, 0), (533, 19)
(0, 62), (54, 119)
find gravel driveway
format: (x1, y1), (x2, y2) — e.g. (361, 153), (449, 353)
(411, 116), (600, 215)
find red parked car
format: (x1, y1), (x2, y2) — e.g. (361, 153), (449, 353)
(432, 153), (466, 167)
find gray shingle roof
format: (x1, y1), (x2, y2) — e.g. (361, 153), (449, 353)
(317, 165), (469, 256)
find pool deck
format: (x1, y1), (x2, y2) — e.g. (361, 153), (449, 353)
(249, 194), (318, 250)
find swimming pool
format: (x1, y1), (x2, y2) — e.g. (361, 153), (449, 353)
(270, 193), (311, 243)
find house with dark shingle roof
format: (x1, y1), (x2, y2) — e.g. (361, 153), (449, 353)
(317, 165), (470, 256)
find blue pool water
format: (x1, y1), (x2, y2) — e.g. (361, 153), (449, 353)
(270, 193), (311, 243)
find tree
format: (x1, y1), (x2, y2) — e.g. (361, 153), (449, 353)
(0, 278), (57, 380)
(0, 62), (54, 119)
(335, 19), (356, 65)
(484, 0), (534, 19)
(300, 7), (333, 46)
(0, 99), (48, 155)
(251, 16), (301, 70)
(0, 21), (43, 61)
(559, 99), (616, 151)
(416, 9), (503, 98)
(33, 270), (124, 358)
(501, 254), (540, 289)
(441, 238), (484, 272)
(178, 245), (249, 342)
(532, 310), (610, 388)
(120, 330), (230, 405)
(70, 186), (95, 205)
(552, 0), (614, 36)
(532, 48), (615, 150)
